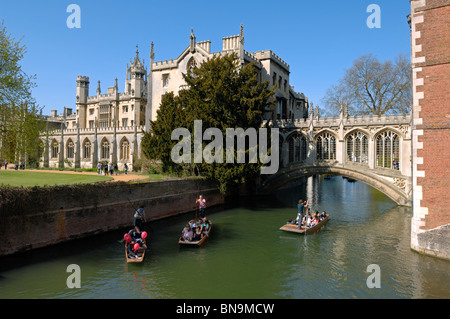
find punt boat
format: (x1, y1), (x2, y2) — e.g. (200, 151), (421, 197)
(279, 215), (329, 235)
(179, 222), (212, 247)
(125, 239), (147, 263)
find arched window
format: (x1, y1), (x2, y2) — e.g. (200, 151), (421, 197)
(51, 140), (59, 158)
(288, 133), (307, 163)
(346, 131), (368, 164)
(316, 132), (336, 161)
(376, 131), (400, 170)
(120, 138), (130, 161)
(101, 139), (110, 160)
(66, 140), (74, 159)
(83, 139), (91, 159)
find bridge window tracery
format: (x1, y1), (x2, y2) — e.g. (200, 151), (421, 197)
(288, 133), (307, 163)
(346, 131), (368, 164)
(316, 132), (336, 161)
(376, 131), (400, 170)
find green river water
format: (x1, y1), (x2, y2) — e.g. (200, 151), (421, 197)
(0, 175), (449, 299)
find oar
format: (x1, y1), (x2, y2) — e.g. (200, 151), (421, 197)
(127, 197), (138, 212)
(126, 198), (147, 232)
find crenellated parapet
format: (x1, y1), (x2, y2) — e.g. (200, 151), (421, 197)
(270, 113), (411, 137)
(243, 50), (260, 64)
(152, 59), (178, 70)
(254, 50), (290, 71)
(76, 75), (90, 82)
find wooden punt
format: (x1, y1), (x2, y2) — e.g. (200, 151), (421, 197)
(178, 223), (212, 247)
(125, 240), (147, 263)
(279, 215), (329, 235)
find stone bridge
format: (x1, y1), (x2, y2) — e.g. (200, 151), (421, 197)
(259, 107), (412, 207)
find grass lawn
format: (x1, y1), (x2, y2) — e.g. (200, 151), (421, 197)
(0, 170), (113, 187)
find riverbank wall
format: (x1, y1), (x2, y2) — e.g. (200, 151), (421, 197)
(0, 179), (225, 257)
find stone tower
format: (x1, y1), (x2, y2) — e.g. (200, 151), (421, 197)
(126, 46), (147, 127)
(76, 76), (89, 128)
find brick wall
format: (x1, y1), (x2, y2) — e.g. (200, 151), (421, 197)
(0, 179), (225, 257)
(410, 0), (450, 259)
(416, 62), (450, 230)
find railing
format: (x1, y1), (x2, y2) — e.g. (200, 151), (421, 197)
(42, 125), (144, 136)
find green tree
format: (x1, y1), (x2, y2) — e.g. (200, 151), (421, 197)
(142, 92), (186, 174)
(0, 21), (43, 164)
(142, 53), (275, 193)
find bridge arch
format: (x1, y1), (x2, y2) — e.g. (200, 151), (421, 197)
(270, 111), (411, 207)
(259, 164), (411, 207)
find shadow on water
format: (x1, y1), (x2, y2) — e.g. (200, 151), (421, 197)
(0, 227), (126, 274)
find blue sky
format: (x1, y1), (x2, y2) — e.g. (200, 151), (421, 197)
(1, 0), (412, 115)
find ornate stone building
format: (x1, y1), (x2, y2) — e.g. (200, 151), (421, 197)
(147, 26), (308, 125)
(41, 26), (308, 170)
(41, 47), (147, 170)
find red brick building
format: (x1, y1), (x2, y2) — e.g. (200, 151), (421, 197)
(410, 0), (450, 260)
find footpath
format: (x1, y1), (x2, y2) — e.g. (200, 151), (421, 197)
(1, 165), (150, 182)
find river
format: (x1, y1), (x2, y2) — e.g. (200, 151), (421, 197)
(0, 175), (449, 299)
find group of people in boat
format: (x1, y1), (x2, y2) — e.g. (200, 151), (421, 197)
(286, 198), (327, 229)
(121, 204), (148, 259)
(180, 217), (211, 242)
(122, 195), (210, 257)
(179, 195), (210, 242)
(287, 211), (327, 228)
(123, 226), (148, 259)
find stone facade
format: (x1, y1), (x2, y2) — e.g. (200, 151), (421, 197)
(409, 0), (450, 260)
(41, 26), (308, 170)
